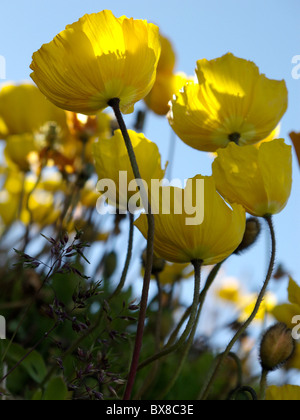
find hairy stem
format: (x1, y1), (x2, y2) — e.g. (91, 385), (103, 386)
(166, 261), (223, 347)
(108, 98), (155, 401)
(159, 268), (202, 399)
(199, 215), (276, 400)
(108, 212), (135, 301)
(137, 259), (203, 372)
(259, 369), (268, 400)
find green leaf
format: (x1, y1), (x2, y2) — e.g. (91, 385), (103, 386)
(43, 377), (69, 401)
(31, 389), (43, 400)
(6, 343), (47, 384)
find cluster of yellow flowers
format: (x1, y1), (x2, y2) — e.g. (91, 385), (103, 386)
(28, 10), (293, 267)
(0, 9), (297, 400)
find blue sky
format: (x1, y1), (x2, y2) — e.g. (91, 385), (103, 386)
(0, 0), (299, 298)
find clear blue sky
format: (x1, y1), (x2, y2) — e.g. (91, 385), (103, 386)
(1, 0), (299, 296)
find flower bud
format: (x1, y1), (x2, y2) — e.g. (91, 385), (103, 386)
(234, 217), (261, 254)
(260, 323), (295, 372)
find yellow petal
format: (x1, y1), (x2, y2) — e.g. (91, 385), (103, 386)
(93, 129), (165, 210)
(271, 303), (300, 329)
(30, 10), (161, 115)
(169, 53), (287, 152)
(145, 72), (188, 116)
(212, 139), (292, 217)
(266, 385), (300, 401)
(135, 175), (246, 264)
(288, 277), (300, 307)
(0, 83), (68, 138)
(4, 134), (38, 172)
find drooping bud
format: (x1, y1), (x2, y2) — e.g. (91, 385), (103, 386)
(259, 323), (295, 372)
(234, 217), (261, 255)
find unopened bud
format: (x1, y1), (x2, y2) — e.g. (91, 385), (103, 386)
(142, 249), (166, 275)
(234, 217), (261, 255)
(260, 323), (295, 372)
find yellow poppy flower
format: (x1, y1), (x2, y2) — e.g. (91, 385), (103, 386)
(272, 277), (300, 329)
(266, 385), (300, 401)
(145, 72), (188, 116)
(0, 190), (19, 226)
(93, 129), (166, 211)
(144, 32), (188, 115)
(0, 83), (67, 138)
(239, 291), (277, 322)
(286, 343), (300, 371)
(4, 134), (38, 172)
(254, 124), (281, 148)
(21, 190), (60, 227)
(212, 139), (292, 217)
(216, 278), (276, 322)
(156, 34), (176, 75)
(30, 10), (161, 115)
(168, 53), (288, 152)
(2, 167), (24, 195)
(289, 131), (300, 167)
(80, 180), (101, 208)
(135, 175), (246, 264)
(66, 111), (112, 141)
(158, 262), (194, 285)
(216, 278), (240, 303)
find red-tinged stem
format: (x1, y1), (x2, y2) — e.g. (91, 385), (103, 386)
(108, 98), (155, 400)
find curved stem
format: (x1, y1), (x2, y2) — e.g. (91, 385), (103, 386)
(108, 98), (155, 401)
(259, 369), (268, 400)
(199, 215), (276, 400)
(154, 274), (163, 353)
(137, 259), (202, 372)
(133, 273), (163, 400)
(229, 386), (258, 401)
(167, 261), (223, 347)
(159, 274), (203, 399)
(108, 212), (134, 301)
(22, 170), (43, 252)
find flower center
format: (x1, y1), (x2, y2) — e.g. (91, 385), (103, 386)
(228, 132), (241, 145)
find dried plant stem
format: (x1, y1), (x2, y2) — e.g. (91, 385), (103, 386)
(199, 215), (276, 400)
(108, 98), (155, 401)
